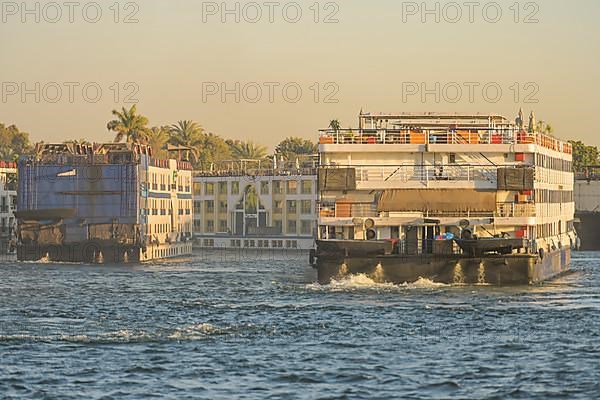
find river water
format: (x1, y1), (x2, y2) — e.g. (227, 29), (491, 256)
(1, 250), (599, 399)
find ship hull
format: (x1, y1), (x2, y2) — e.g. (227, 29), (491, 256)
(316, 241), (571, 285)
(17, 242), (192, 263)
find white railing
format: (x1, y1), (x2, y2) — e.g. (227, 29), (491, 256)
(319, 129), (572, 154)
(354, 165), (498, 184)
(319, 202), (535, 219)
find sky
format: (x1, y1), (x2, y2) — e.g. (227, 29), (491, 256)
(1, 0), (599, 150)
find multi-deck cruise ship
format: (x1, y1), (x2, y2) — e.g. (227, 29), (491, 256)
(315, 111), (576, 285)
(16, 143), (193, 263)
(193, 159), (317, 251)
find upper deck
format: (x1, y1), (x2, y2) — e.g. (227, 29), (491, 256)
(319, 113), (572, 156)
(27, 143), (193, 171)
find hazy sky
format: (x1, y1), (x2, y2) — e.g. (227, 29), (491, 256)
(1, 0), (599, 149)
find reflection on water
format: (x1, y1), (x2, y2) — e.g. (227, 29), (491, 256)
(0, 251), (599, 399)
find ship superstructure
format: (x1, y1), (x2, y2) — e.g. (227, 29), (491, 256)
(315, 111), (576, 284)
(16, 143), (193, 263)
(193, 159), (317, 250)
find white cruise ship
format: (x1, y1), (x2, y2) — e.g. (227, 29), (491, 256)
(314, 111), (576, 285)
(193, 159), (317, 251)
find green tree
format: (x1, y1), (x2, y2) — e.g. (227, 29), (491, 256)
(195, 133), (232, 169)
(147, 126), (170, 159)
(107, 105), (151, 143)
(537, 120), (553, 135)
(168, 120), (204, 164)
(569, 140), (599, 172)
(0, 123), (33, 161)
(275, 137), (318, 160)
(227, 140), (268, 160)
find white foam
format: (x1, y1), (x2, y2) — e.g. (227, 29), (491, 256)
(307, 274), (448, 291)
(168, 323), (222, 340)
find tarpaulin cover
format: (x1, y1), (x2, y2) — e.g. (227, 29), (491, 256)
(318, 168), (356, 191)
(377, 189), (497, 213)
(497, 167), (534, 191)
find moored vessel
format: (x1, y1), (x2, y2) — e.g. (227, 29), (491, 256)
(16, 143), (193, 263)
(315, 110), (576, 285)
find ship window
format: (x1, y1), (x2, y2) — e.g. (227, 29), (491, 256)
(301, 200), (312, 215)
(193, 183), (202, 195)
(231, 181), (239, 195)
(219, 182), (228, 195)
(449, 154), (456, 164)
(287, 220), (297, 234)
(287, 200), (297, 214)
(219, 220), (227, 232)
(261, 181), (270, 195)
(287, 180), (298, 194)
(301, 220), (313, 235)
(301, 180), (312, 194)
(273, 181), (282, 194)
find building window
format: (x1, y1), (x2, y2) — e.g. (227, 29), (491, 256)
(193, 220), (201, 231)
(205, 182), (214, 195)
(301, 200), (312, 215)
(301, 220), (313, 235)
(286, 180), (298, 194)
(301, 180), (312, 194)
(287, 200), (297, 214)
(219, 200), (227, 213)
(261, 181), (269, 195)
(287, 220), (297, 234)
(231, 181), (239, 195)
(219, 182), (228, 195)
(205, 200), (214, 213)
(273, 220), (282, 233)
(273, 180), (282, 194)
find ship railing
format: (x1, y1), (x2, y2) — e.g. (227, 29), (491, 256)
(496, 202), (536, 218)
(319, 129), (572, 154)
(354, 164), (498, 184)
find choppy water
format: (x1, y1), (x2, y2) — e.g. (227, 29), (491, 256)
(1, 250), (599, 399)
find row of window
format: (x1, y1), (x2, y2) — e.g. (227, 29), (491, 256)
(535, 189), (574, 204)
(194, 219), (314, 235)
(194, 180), (314, 196)
(535, 153), (573, 173)
(228, 239), (298, 248)
(194, 200), (314, 215)
(535, 221), (568, 238)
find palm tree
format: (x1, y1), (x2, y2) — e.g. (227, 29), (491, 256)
(228, 140), (268, 160)
(107, 105), (151, 143)
(168, 120), (204, 164)
(147, 126), (170, 159)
